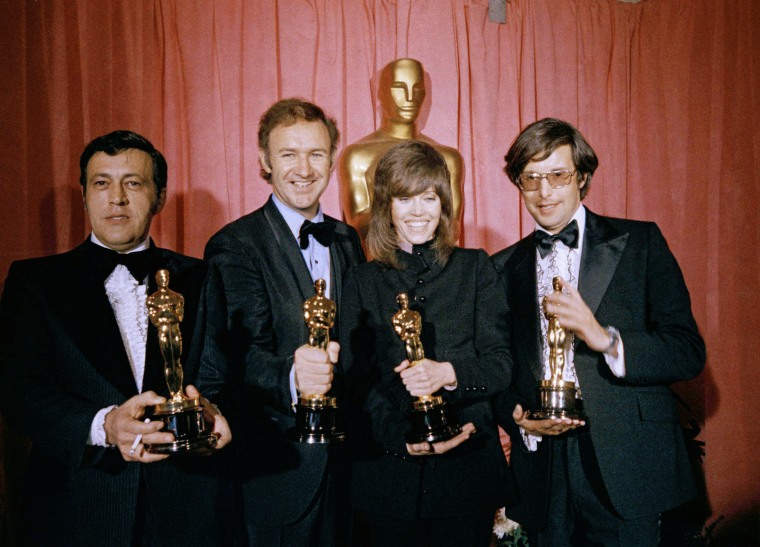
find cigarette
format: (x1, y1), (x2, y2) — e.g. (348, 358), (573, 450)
(128, 418), (151, 456)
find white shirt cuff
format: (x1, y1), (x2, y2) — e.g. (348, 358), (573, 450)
(289, 364), (299, 406)
(604, 336), (626, 378)
(519, 426), (542, 451)
(88, 405), (117, 446)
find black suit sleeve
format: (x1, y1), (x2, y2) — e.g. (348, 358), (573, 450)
(0, 262), (100, 469)
(196, 231), (295, 415)
(445, 251), (513, 399)
(611, 223), (705, 385)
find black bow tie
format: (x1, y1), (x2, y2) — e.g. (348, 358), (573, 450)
(534, 220), (579, 258)
(299, 220), (336, 249)
(85, 240), (156, 283)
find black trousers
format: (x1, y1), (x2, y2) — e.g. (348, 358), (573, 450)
(532, 431), (660, 547)
(245, 454), (352, 547)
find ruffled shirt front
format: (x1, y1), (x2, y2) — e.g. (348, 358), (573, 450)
(104, 264), (148, 393)
(87, 234), (151, 447)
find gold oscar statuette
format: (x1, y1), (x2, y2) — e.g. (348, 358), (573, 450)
(144, 269), (217, 454)
(288, 278), (345, 444)
(529, 277), (586, 420)
(392, 292), (461, 443)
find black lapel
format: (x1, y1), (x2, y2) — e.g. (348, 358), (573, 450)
(56, 242), (139, 398)
(262, 197), (316, 302)
(508, 237), (544, 382)
(578, 210), (628, 315)
(327, 218), (355, 306)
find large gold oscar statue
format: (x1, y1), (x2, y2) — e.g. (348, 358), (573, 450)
(144, 269), (217, 454)
(289, 279), (345, 444)
(530, 277), (586, 420)
(339, 58), (464, 242)
(392, 292), (460, 443)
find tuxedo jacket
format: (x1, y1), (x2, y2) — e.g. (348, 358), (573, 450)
(196, 196), (365, 528)
(491, 209), (705, 528)
(0, 240), (228, 546)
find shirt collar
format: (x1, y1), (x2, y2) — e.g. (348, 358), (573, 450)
(271, 194), (325, 240)
(90, 233), (151, 254)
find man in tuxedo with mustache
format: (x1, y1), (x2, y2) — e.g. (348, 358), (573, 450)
(0, 130), (231, 545)
(493, 118), (705, 546)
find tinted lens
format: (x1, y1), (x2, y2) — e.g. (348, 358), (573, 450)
(518, 170), (574, 191)
(518, 174), (540, 191)
(547, 171), (571, 186)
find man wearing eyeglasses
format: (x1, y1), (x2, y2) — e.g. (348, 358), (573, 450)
(492, 118), (705, 546)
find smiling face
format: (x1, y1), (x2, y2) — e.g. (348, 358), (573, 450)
(259, 120), (333, 219)
(520, 144), (585, 234)
(83, 149), (165, 252)
(391, 186), (441, 248)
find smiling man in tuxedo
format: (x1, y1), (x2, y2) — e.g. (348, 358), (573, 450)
(195, 98), (365, 546)
(492, 118), (705, 546)
(0, 130), (231, 545)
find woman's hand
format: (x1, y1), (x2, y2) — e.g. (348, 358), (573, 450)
(394, 358), (457, 397)
(406, 422), (476, 456)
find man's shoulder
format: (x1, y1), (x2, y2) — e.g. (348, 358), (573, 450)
(320, 213), (366, 264)
(491, 233), (533, 271)
(205, 205), (271, 251)
(323, 213), (361, 240)
(587, 210), (654, 231)
(154, 246), (202, 266)
(213, 205), (268, 237)
(154, 247), (205, 276)
(585, 211), (660, 246)
(4, 244), (85, 281)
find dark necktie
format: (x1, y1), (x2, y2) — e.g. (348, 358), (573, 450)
(86, 241), (156, 283)
(299, 219), (336, 250)
(534, 219), (579, 258)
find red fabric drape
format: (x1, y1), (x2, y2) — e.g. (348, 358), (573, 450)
(1, 0), (758, 541)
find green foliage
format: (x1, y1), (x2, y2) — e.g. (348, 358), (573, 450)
(494, 525), (531, 547)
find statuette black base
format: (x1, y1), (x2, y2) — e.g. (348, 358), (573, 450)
(405, 398), (461, 444)
(528, 381), (586, 421)
(144, 398), (218, 455)
(288, 396), (345, 444)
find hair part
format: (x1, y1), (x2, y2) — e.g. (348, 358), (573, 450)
(257, 97), (340, 181)
(367, 140), (456, 268)
(503, 118), (598, 199)
(79, 130), (167, 199)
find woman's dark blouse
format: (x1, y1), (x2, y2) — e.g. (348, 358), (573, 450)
(340, 243), (513, 519)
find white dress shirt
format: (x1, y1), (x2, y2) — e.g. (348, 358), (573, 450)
(87, 234), (151, 447)
(271, 195), (333, 403)
(523, 206), (624, 450)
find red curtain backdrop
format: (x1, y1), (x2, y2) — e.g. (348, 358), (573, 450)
(1, 0), (758, 541)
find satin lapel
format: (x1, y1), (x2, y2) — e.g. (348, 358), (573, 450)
(262, 197), (316, 302)
(508, 238), (544, 382)
(328, 220), (354, 307)
(578, 211), (628, 315)
(56, 244), (139, 398)
(143, 256), (167, 395)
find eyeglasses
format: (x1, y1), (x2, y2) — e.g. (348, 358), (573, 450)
(517, 169), (577, 192)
